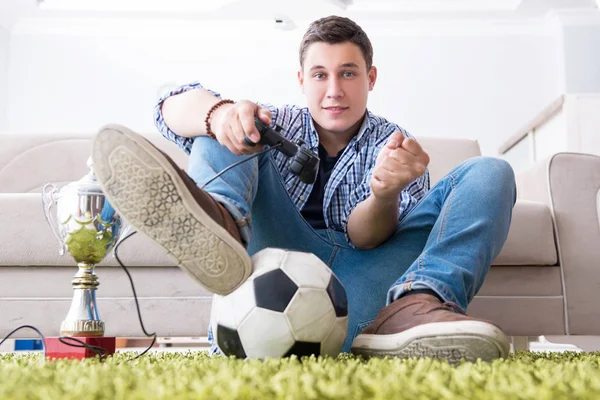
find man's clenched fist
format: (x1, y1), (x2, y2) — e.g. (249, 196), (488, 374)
(370, 131), (430, 202)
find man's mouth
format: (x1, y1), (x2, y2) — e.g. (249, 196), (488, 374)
(323, 106), (348, 114)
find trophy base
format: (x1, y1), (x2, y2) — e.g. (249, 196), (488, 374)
(44, 336), (116, 360)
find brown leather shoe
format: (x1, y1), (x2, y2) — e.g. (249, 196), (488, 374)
(92, 124), (252, 295)
(351, 293), (510, 363)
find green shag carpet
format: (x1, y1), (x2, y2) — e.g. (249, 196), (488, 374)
(1, 351), (600, 399)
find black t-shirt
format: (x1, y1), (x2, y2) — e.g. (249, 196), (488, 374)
(300, 144), (345, 230)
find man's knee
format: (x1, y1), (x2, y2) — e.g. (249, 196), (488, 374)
(465, 156), (515, 186)
(457, 156), (516, 206)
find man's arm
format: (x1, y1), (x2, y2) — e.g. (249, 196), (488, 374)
(346, 194), (399, 250)
(161, 88), (233, 138)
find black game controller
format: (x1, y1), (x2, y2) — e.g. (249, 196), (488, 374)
(244, 118), (320, 184)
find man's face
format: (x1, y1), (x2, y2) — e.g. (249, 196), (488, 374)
(298, 41), (377, 136)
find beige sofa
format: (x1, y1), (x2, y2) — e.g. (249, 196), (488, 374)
(1, 132), (600, 349)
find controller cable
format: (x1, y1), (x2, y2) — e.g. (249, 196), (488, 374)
(0, 143), (283, 361)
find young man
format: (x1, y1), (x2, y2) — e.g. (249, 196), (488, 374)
(92, 15), (516, 362)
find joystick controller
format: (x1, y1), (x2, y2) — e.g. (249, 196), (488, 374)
(244, 118), (319, 184)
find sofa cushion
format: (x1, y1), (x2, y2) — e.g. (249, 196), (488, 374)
(492, 200), (557, 266)
(0, 133), (555, 268)
(0, 193), (177, 267)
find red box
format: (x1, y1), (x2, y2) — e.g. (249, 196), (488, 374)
(44, 336), (116, 360)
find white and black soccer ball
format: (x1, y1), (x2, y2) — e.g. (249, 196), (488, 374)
(211, 248), (349, 359)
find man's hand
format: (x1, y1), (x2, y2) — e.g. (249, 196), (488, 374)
(370, 131), (430, 201)
(211, 100), (272, 155)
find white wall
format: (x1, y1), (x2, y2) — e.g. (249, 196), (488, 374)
(562, 24), (600, 93)
(6, 19), (563, 156)
(0, 26), (9, 132)
(371, 33), (562, 156)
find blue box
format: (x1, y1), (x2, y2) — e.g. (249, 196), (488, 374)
(14, 340), (44, 350)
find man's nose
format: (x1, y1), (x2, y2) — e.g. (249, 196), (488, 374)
(326, 78), (343, 98)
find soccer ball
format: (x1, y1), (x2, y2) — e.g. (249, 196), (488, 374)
(210, 248), (349, 359)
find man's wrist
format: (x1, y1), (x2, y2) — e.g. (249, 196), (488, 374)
(346, 192), (400, 250)
(207, 101), (234, 138)
(369, 192), (400, 208)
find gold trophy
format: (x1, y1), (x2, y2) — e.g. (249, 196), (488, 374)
(41, 157), (127, 359)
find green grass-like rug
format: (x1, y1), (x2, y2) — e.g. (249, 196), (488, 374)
(1, 351), (600, 399)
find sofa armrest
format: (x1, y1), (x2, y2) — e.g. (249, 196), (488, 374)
(516, 152), (600, 335)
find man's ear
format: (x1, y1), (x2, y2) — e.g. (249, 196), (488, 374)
(368, 66), (378, 91)
(297, 70), (304, 93)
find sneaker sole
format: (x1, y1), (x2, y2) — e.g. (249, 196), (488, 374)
(351, 320), (510, 363)
(92, 124), (252, 295)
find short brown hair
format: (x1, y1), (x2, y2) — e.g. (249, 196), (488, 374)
(299, 15), (373, 70)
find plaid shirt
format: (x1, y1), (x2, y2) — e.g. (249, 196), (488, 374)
(154, 82), (430, 246)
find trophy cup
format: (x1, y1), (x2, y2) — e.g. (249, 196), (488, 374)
(41, 157), (127, 359)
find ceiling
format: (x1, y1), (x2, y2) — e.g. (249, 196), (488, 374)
(0, 0), (598, 32)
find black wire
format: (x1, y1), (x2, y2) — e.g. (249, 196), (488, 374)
(113, 230), (158, 361)
(200, 143), (282, 189)
(0, 325), (46, 359)
(1, 146), (280, 361)
(58, 336), (109, 359)
(111, 145), (282, 359)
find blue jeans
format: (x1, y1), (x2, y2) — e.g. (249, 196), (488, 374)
(188, 137), (516, 353)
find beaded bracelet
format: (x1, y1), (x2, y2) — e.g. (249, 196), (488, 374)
(204, 99), (234, 138)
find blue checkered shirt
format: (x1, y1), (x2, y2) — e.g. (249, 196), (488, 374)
(154, 82), (430, 246)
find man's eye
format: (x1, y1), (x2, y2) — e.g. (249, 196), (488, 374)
(314, 73), (325, 79)
(343, 71), (355, 78)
